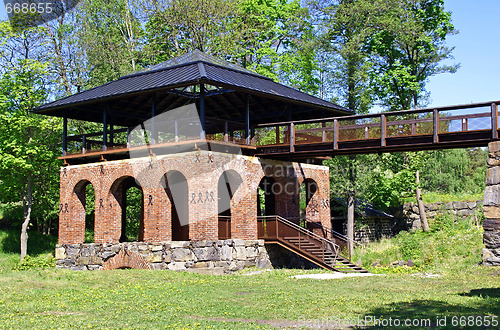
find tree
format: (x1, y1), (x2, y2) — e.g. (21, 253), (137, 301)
(0, 58), (62, 260)
(368, 0), (458, 110)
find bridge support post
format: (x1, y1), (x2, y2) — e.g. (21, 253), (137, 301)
(482, 141), (500, 266)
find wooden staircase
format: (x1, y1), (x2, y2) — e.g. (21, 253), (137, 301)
(257, 216), (369, 273)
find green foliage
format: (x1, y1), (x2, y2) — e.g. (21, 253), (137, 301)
(12, 253), (55, 270)
(420, 148), (487, 194)
(0, 230), (57, 255)
(367, 0), (458, 110)
(125, 187), (143, 242)
(354, 212), (484, 273)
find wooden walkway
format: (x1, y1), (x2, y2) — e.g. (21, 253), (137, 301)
(254, 101), (500, 159)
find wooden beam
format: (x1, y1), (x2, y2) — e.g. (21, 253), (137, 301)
(151, 94), (156, 144)
(433, 109), (439, 143)
(246, 95), (251, 145)
(333, 119), (338, 150)
(492, 103), (498, 139)
(381, 114), (386, 147)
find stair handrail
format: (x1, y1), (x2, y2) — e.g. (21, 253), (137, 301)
(258, 215), (341, 261)
(298, 219), (365, 265)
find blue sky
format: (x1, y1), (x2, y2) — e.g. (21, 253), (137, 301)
(0, 1), (498, 109)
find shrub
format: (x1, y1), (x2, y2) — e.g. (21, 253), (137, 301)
(13, 254), (56, 271)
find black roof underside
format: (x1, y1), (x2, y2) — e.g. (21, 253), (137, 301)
(34, 50), (351, 127)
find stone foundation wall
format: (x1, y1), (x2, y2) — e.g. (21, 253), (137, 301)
(403, 200), (482, 231)
(482, 141), (500, 266)
(55, 239), (272, 272)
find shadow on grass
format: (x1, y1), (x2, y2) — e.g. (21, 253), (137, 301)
(0, 230), (57, 255)
(362, 298), (500, 328)
(460, 288), (500, 298)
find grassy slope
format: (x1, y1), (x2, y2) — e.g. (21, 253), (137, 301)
(0, 218), (498, 329)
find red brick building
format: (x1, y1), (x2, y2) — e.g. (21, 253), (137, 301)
(36, 51), (367, 272)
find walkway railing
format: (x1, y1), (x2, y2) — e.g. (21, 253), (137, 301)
(254, 101), (500, 155)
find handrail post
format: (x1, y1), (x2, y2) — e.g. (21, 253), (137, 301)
(433, 109), (439, 143)
(381, 114), (386, 147)
(224, 121), (229, 142)
(82, 134), (86, 154)
(322, 122), (327, 142)
(491, 103), (498, 139)
(275, 125), (280, 144)
(333, 119), (338, 150)
(275, 216), (278, 238)
(289, 123), (295, 152)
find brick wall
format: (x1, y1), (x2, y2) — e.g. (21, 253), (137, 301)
(58, 151), (331, 244)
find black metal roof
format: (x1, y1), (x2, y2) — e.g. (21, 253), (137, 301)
(34, 50), (351, 126)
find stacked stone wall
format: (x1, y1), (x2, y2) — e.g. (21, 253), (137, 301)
(403, 200), (483, 231)
(482, 141), (500, 266)
(55, 239), (272, 272)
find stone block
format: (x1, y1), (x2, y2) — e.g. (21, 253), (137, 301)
(151, 245), (163, 252)
(483, 218), (500, 231)
(77, 257), (89, 266)
(55, 247), (66, 259)
(172, 248), (194, 262)
(167, 262), (186, 271)
(171, 241), (190, 248)
(483, 186), (500, 206)
(484, 230), (500, 249)
(454, 201), (468, 209)
(89, 256), (103, 265)
(233, 239), (245, 246)
(482, 248), (500, 266)
(487, 158), (500, 167)
(483, 206), (500, 219)
(146, 252), (163, 263)
(486, 167), (500, 186)
(220, 245), (233, 261)
(235, 246), (247, 260)
(467, 201), (477, 209)
(246, 247), (258, 259)
(444, 202), (453, 210)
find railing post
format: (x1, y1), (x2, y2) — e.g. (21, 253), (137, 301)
(491, 103), (498, 139)
(433, 109), (439, 143)
(333, 119), (338, 150)
(462, 118), (468, 132)
(224, 121), (229, 142)
(275, 216), (278, 238)
(364, 126), (369, 139)
(322, 122), (327, 142)
(275, 125), (280, 144)
(289, 123), (295, 153)
(411, 123), (416, 135)
(381, 114), (386, 147)
(102, 110), (107, 151)
(82, 134), (86, 154)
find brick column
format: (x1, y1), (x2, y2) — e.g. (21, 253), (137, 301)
(482, 141), (500, 266)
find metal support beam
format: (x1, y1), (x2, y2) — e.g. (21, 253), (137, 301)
(224, 121), (229, 142)
(289, 123), (295, 153)
(200, 84), (206, 139)
(82, 134), (86, 154)
(175, 120), (179, 142)
(151, 94), (156, 144)
(62, 115), (67, 156)
(103, 110), (107, 151)
(245, 95), (251, 145)
(126, 127), (131, 148)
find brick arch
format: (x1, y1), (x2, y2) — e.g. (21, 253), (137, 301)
(163, 170), (189, 241)
(102, 248), (151, 270)
(99, 175), (144, 243)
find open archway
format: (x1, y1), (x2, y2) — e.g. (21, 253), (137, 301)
(299, 178), (319, 221)
(164, 171), (189, 241)
(110, 176), (144, 242)
(74, 180), (96, 243)
(257, 176), (276, 217)
(218, 170), (243, 239)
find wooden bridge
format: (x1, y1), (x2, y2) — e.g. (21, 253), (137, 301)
(254, 101), (500, 160)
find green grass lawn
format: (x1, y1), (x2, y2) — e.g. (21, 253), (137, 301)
(0, 264), (498, 329)
(0, 220), (498, 329)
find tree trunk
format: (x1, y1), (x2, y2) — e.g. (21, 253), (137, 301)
(20, 177), (33, 261)
(347, 190), (355, 258)
(416, 170), (429, 232)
